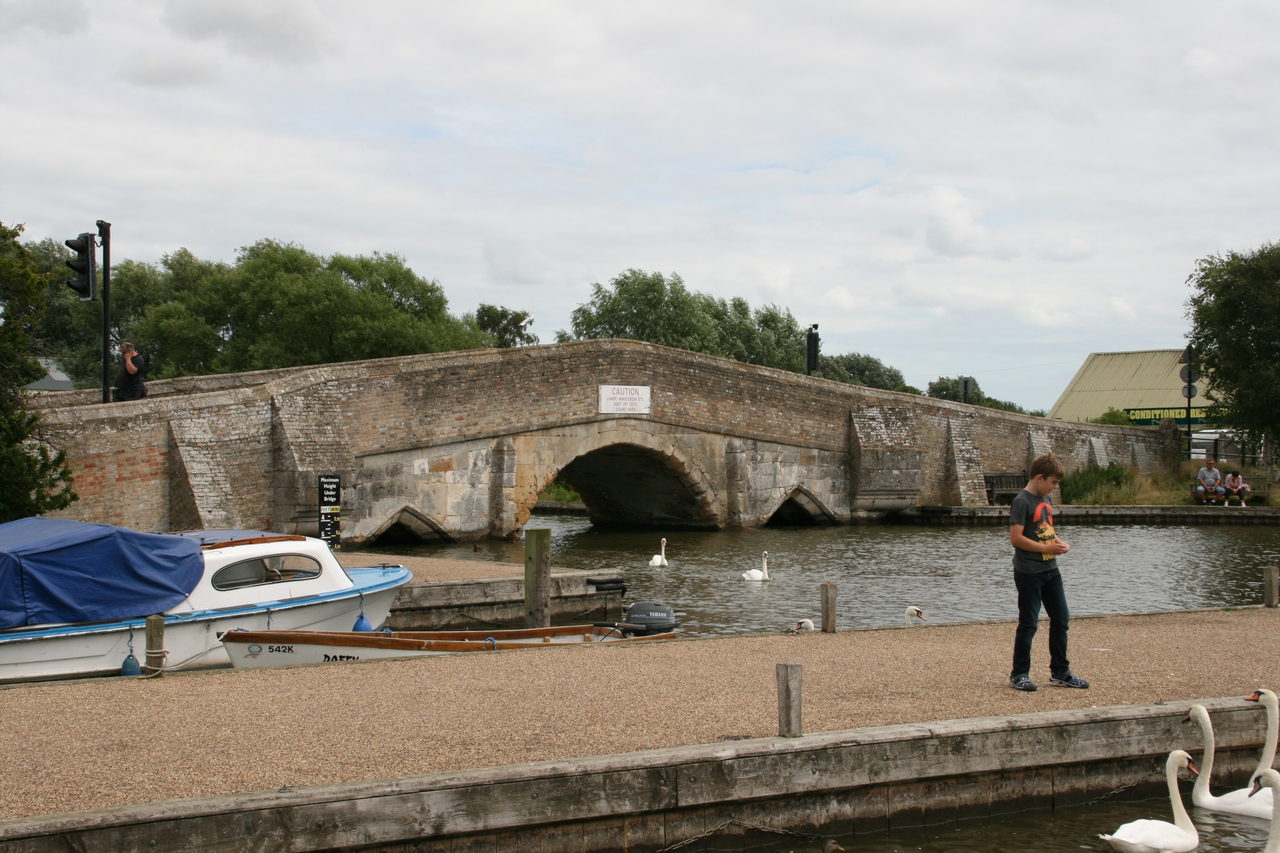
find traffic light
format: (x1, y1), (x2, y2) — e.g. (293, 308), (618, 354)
(65, 232), (96, 301)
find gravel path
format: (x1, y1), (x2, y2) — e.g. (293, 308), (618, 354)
(1, 563), (1276, 822)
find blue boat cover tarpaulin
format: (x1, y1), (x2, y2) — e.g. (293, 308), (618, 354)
(0, 518), (203, 628)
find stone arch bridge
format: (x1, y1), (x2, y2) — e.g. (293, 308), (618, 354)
(33, 340), (1179, 545)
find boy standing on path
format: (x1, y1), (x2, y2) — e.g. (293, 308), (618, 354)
(1008, 454), (1089, 692)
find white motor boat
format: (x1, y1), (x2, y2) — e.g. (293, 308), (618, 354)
(0, 518), (412, 682)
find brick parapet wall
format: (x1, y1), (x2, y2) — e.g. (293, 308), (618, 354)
(33, 340), (1179, 534)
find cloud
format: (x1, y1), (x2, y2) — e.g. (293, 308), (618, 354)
(923, 187), (992, 258)
(1, 0), (90, 35)
(1037, 237), (1094, 263)
(159, 0), (332, 63)
(117, 51), (221, 88)
(8, 0), (1280, 411)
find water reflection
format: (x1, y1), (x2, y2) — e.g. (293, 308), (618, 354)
(673, 797), (1272, 852)
(383, 519), (1280, 637)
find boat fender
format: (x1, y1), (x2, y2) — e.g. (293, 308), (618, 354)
(121, 653), (141, 677)
(353, 612), (373, 632)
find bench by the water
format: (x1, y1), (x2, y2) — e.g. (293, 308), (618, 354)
(983, 471), (1025, 505)
(1189, 483), (1271, 506)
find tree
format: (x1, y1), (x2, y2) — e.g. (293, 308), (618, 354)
(1187, 240), (1280, 460)
(33, 239), (489, 381)
(1090, 407), (1134, 426)
(928, 375), (981, 404)
(474, 304), (538, 347)
(558, 269), (808, 371)
(0, 222), (77, 521)
(927, 375), (1039, 416)
(560, 269), (721, 353)
(816, 352), (907, 391)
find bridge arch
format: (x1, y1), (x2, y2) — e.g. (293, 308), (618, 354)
(366, 505), (455, 545)
(515, 424), (723, 531)
(763, 485), (840, 527)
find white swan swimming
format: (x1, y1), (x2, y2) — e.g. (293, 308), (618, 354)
(649, 538), (668, 568)
(786, 618), (815, 633)
(1098, 749), (1199, 853)
(742, 551), (770, 582)
(904, 605), (926, 626)
(1249, 769), (1280, 853)
(1185, 693), (1276, 818)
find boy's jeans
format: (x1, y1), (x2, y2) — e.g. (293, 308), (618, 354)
(1011, 568), (1070, 678)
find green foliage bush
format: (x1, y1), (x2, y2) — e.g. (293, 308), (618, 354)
(1060, 462), (1134, 504)
(538, 477), (581, 502)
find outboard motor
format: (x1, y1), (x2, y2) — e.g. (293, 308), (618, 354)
(618, 601), (678, 636)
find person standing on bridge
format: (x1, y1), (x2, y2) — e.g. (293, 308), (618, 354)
(1008, 453), (1089, 692)
(114, 341), (147, 401)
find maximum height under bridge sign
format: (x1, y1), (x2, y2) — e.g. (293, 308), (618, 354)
(318, 474), (341, 549)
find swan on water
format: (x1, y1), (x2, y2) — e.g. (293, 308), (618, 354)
(1247, 689), (1280, 783)
(742, 551), (770, 582)
(1249, 769), (1280, 853)
(1098, 749), (1199, 853)
(649, 538), (668, 567)
(904, 605), (926, 626)
(786, 618), (815, 633)
(1184, 694), (1276, 818)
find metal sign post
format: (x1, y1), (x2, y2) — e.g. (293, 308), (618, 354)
(1180, 363), (1199, 459)
(97, 220), (111, 404)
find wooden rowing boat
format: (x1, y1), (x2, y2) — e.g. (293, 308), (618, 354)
(218, 624), (677, 669)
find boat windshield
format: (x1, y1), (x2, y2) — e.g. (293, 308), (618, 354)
(212, 554), (322, 591)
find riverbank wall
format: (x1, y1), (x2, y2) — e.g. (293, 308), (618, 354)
(538, 500), (1280, 526)
(898, 504), (1280, 525)
(0, 697), (1261, 853)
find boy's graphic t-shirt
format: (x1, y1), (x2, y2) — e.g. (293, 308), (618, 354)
(1010, 488), (1058, 574)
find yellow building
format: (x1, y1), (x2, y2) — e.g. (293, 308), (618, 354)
(1047, 349), (1215, 425)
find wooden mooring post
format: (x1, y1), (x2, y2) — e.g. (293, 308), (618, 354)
(143, 614), (165, 676)
(776, 662), (802, 737)
(820, 582), (837, 632)
(1265, 566), (1278, 608)
(524, 528), (552, 627)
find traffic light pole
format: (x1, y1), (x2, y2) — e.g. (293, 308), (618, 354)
(97, 220), (111, 404)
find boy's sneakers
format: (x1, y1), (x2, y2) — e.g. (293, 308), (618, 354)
(1050, 672), (1090, 689)
(1009, 674), (1037, 692)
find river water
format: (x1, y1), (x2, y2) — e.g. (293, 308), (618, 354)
(389, 517), (1280, 637)
(677, 794), (1274, 851)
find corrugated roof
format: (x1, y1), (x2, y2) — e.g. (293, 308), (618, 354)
(1047, 349), (1213, 422)
(25, 358), (76, 392)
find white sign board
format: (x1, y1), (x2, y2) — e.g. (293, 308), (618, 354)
(598, 385), (652, 414)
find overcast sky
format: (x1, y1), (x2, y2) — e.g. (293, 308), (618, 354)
(5, 1), (1278, 412)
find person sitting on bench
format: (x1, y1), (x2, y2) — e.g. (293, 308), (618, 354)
(1196, 458), (1227, 505)
(1224, 470), (1252, 506)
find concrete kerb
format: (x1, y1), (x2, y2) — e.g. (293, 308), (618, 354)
(0, 697), (1264, 853)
